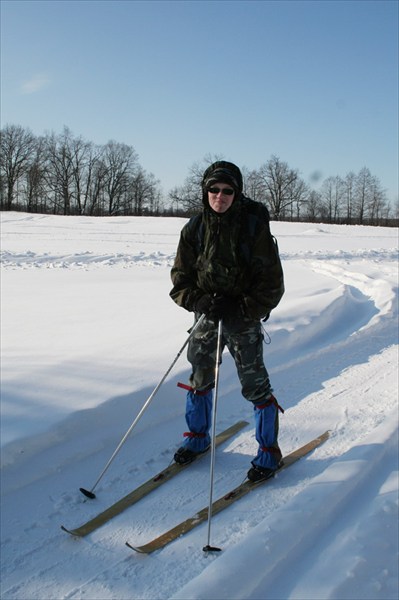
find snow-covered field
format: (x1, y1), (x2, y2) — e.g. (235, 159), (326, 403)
(1, 211), (398, 600)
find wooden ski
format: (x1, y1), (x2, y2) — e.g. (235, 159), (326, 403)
(126, 430), (330, 554)
(61, 420), (248, 537)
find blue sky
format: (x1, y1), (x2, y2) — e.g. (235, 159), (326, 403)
(1, 0), (398, 203)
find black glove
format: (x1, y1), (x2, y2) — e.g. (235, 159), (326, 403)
(209, 295), (242, 320)
(195, 294), (213, 315)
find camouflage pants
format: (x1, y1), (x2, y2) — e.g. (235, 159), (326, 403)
(187, 314), (272, 403)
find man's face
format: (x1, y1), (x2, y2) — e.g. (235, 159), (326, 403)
(207, 182), (235, 213)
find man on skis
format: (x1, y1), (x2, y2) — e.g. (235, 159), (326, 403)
(170, 161), (285, 482)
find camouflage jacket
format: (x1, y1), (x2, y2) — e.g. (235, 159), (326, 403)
(170, 195), (284, 321)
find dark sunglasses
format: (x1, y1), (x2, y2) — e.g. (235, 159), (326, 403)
(208, 186), (235, 196)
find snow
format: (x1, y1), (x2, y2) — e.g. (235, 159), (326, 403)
(1, 212), (398, 600)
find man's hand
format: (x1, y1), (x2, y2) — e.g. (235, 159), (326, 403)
(195, 294), (243, 320)
(195, 294), (213, 315)
(209, 295), (242, 320)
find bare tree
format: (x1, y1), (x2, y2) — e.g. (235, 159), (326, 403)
(169, 180), (202, 214)
(45, 127), (76, 214)
(287, 177), (309, 220)
(102, 141), (138, 215)
(321, 176), (344, 222)
(0, 124), (36, 210)
(242, 167), (266, 203)
(70, 136), (93, 215)
(304, 190), (322, 222)
(258, 156), (305, 220)
(126, 167), (160, 215)
(353, 167), (373, 224)
(80, 144), (106, 215)
(367, 175), (388, 224)
(342, 171), (356, 222)
(169, 154), (224, 214)
(26, 136), (48, 212)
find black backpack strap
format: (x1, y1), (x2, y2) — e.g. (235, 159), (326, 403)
(186, 214), (204, 255)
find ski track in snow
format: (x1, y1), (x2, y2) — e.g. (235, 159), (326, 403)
(1, 247), (398, 271)
(0, 249), (176, 269)
(1, 213), (398, 600)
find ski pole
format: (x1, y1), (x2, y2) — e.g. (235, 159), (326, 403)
(203, 318), (223, 552)
(80, 313), (206, 499)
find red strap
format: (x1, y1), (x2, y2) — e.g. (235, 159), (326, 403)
(256, 395), (285, 413)
(261, 446), (282, 456)
(177, 382), (212, 396)
(183, 431), (207, 438)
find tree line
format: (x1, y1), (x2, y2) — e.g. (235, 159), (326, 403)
(1, 124), (397, 225)
(170, 154), (397, 225)
(0, 125), (162, 216)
